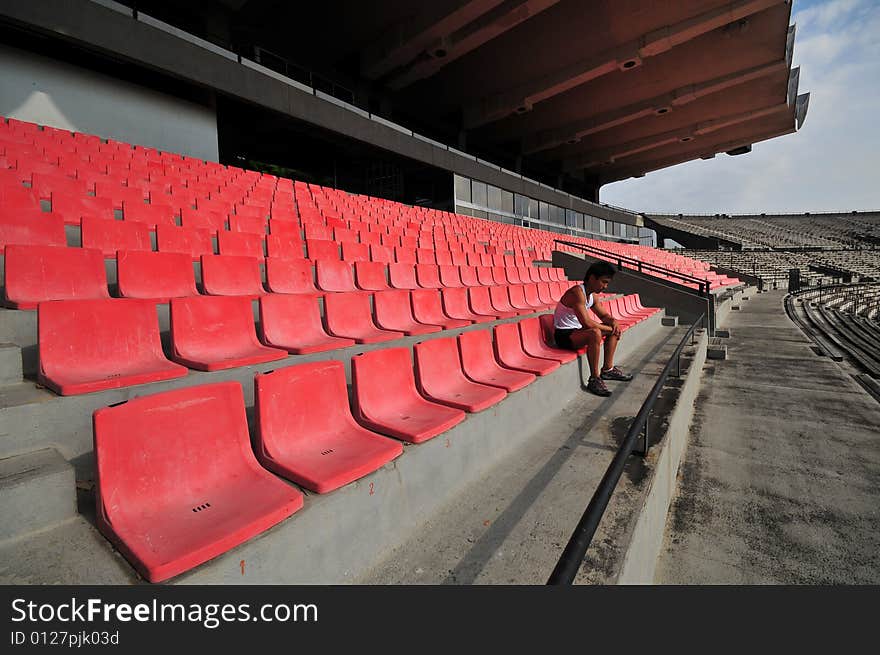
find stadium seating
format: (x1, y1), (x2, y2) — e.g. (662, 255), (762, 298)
(93, 381), (304, 582)
(117, 251), (199, 302)
(457, 329), (536, 392)
(259, 293), (354, 354)
(264, 257), (320, 295)
(518, 317), (577, 364)
(414, 338), (507, 412)
(351, 347), (466, 443)
(156, 224), (214, 260)
(324, 292), (404, 343)
(353, 261), (390, 292)
(411, 289), (470, 329)
(4, 245), (108, 309)
(38, 298), (188, 395)
(170, 296), (288, 370)
(467, 286), (504, 320)
(315, 259), (360, 293)
(218, 231), (264, 258)
(80, 216), (151, 257)
(200, 254), (265, 297)
(493, 322), (560, 376)
(374, 290), (443, 335)
(254, 361), (403, 493)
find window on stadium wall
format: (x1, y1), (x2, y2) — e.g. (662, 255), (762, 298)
(452, 173), (634, 241)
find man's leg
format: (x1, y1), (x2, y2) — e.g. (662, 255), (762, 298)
(569, 327), (602, 378)
(569, 328), (612, 396)
(600, 332), (633, 381)
(602, 333), (619, 370)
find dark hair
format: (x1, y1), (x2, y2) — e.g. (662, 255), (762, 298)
(585, 261), (616, 282)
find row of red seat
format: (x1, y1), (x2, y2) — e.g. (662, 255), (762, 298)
(2, 244), (570, 308)
(93, 316), (577, 581)
(36, 284), (577, 394)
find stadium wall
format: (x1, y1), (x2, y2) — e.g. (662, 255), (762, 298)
(0, 43), (219, 161)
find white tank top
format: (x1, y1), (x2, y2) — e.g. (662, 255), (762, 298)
(553, 284), (593, 329)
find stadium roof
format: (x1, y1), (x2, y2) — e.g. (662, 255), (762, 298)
(203, 0), (809, 187)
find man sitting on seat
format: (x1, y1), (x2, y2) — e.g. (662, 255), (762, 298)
(553, 261), (633, 397)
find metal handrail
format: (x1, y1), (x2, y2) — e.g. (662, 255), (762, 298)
(554, 239), (710, 296)
(546, 314), (706, 585)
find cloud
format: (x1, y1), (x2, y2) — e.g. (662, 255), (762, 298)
(600, 0), (880, 214)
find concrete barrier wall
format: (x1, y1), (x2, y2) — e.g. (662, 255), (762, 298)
(616, 329), (708, 584)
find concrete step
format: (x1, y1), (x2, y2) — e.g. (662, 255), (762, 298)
(0, 448), (76, 543)
(0, 314), (669, 584)
(0, 343), (23, 386)
(0, 309), (618, 480)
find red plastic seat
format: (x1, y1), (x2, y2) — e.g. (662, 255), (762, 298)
(342, 242), (369, 262)
(265, 234), (303, 259)
(170, 296), (287, 371)
(351, 347), (466, 443)
(38, 298), (187, 395)
(537, 281), (558, 306)
(229, 215), (266, 235)
(522, 283), (552, 310)
(117, 251), (198, 302)
(504, 268), (523, 285)
(354, 261), (390, 291)
(411, 289), (470, 329)
(394, 247), (416, 264)
(493, 322), (560, 376)
(519, 317), (577, 364)
(315, 259), (359, 293)
(0, 183), (39, 212)
(459, 266), (480, 287)
(259, 293), (354, 354)
(490, 285), (529, 316)
(414, 264), (442, 289)
(264, 257), (318, 295)
(80, 216), (151, 257)
(438, 265), (464, 288)
(388, 262), (419, 290)
(218, 231), (264, 258)
(123, 202), (176, 228)
(156, 224), (213, 260)
(538, 268), (553, 282)
(414, 338), (506, 412)
(491, 267), (508, 285)
(374, 289), (442, 335)
(440, 287), (493, 324)
(369, 244), (394, 263)
(93, 381), (303, 582)
(181, 208), (225, 233)
(507, 284), (536, 312)
(476, 267), (495, 286)
(458, 330), (535, 392)
(306, 238), (338, 261)
(467, 286), (502, 320)
(51, 192), (114, 224)
(4, 245), (108, 309)
(254, 361), (403, 493)
(201, 254), (265, 297)
(324, 292), (404, 344)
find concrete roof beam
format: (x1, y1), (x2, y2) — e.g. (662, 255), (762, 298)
(464, 0), (788, 128)
(523, 59), (787, 155)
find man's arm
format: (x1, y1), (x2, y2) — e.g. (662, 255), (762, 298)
(563, 287), (612, 333)
(591, 299), (621, 336)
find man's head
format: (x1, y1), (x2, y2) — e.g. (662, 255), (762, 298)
(584, 261), (616, 293)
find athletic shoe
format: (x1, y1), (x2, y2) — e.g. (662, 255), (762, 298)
(587, 376), (612, 397)
(601, 366), (633, 381)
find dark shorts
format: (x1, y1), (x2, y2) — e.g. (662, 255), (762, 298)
(554, 328), (578, 351)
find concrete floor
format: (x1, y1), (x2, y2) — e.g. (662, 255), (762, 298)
(655, 291), (880, 584)
(358, 325), (690, 584)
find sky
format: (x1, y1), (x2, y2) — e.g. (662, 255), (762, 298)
(599, 0), (880, 215)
